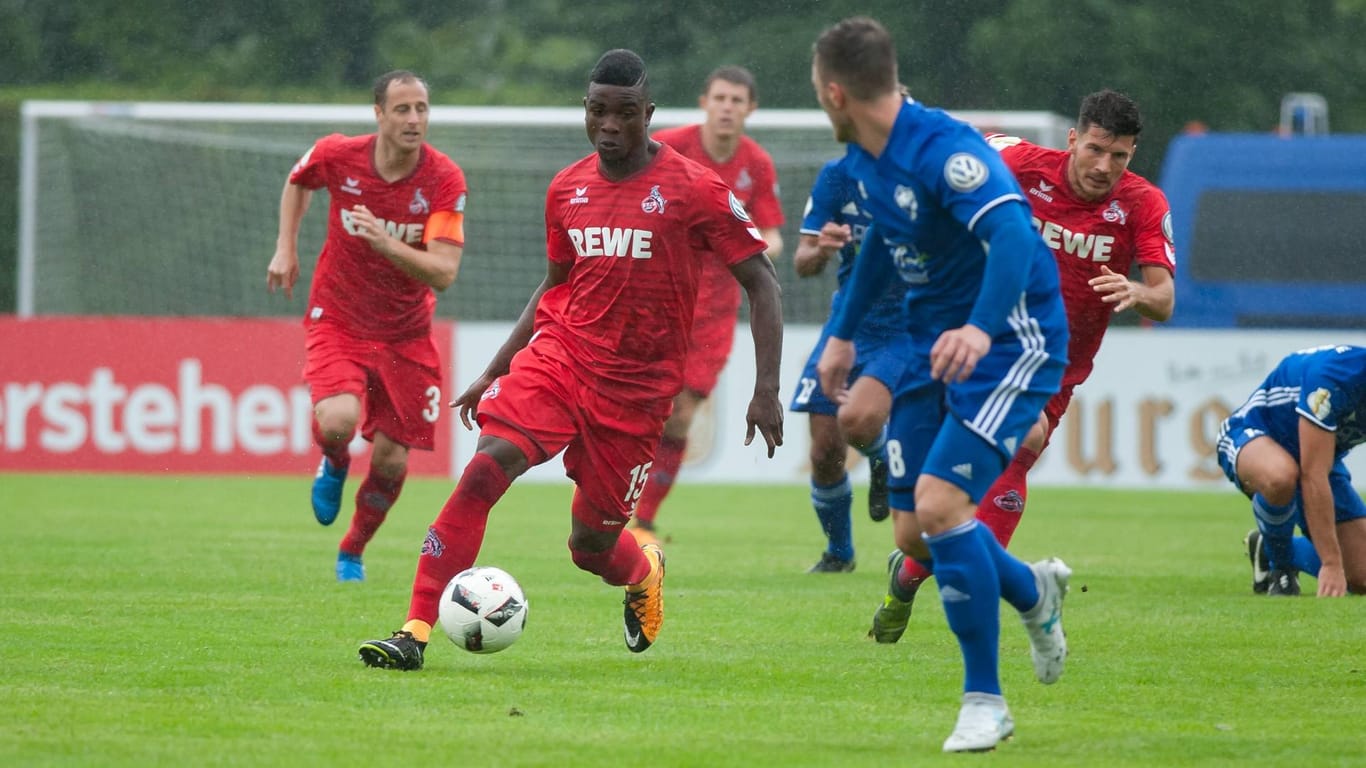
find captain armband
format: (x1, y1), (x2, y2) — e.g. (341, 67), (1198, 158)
(424, 210), (465, 246)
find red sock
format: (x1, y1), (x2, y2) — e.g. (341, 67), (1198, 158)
(339, 469), (406, 556)
(570, 530), (652, 586)
(896, 556), (934, 596)
(312, 420), (351, 469)
(632, 435), (687, 526)
(974, 445), (1038, 548)
(406, 452), (511, 625)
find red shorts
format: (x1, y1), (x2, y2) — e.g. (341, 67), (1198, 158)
(476, 336), (670, 531)
(683, 270), (741, 397)
(302, 324), (443, 450)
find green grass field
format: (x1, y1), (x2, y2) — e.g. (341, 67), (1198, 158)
(2, 473), (1362, 767)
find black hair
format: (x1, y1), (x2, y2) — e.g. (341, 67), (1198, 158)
(1078, 90), (1143, 138)
(812, 17), (899, 101)
(589, 49), (649, 93)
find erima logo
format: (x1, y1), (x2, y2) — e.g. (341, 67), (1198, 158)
(341, 177), (362, 196)
(952, 463), (973, 480)
(1038, 181), (1054, 192)
(641, 185), (667, 215)
(1029, 183), (1054, 203)
(570, 186), (589, 205)
(568, 227), (655, 259)
(340, 209), (424, 243)
(1034, 218), (1115, 263)
(939, 585), (971, 603)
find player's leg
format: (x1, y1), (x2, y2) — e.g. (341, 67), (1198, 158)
(973, 409), (1052, 547)
(302, 329), (367, 525)
(868, 383), (941, 643)
(336, 339), (442, 580)
(359, 346), (573, 669)
(563, 394), (669, 652)
(1232, 433), (1303, 595)
(627, 389), (701, 542)
(805, 413), (855, 572)
(840, 374), (894, 523)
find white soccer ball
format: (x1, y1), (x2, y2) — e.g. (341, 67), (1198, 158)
(438, 566), (528, 654)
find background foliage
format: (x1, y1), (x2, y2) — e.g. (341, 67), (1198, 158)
(3, 0), (1364, 312)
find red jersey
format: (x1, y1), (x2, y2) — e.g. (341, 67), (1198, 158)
(990, 135), (1176, 386)
(537, 143), (768, 401)
(290, 133), (467, 342)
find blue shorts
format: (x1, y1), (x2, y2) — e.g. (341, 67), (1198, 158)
(886, 339), (1065, 510)
(789, 328), (913, 416)
(1217, 415), (1366, 523)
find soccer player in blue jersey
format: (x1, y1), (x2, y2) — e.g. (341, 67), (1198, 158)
(1219, 344), (1366, 598)
(812, 17), (1073, 752)
(790, 153), (907, 572)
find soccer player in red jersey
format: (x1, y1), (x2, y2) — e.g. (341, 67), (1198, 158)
(266, 71), (468, 584)
(628, 66), (786, 544)
(357, 49), (784, 671)
(870, 89), (1177, 642)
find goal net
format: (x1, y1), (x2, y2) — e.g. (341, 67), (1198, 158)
(17, 101), (1070, 322)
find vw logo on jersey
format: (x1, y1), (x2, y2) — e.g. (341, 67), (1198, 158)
(944, 152), (989, 192)
(728, 191), (752, 222)
(894, 184), (919, 221)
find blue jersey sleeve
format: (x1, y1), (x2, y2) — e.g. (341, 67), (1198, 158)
(801, 159), (845, 235)
(966, 202), (1039, 337)
(829, 223), (897, 340)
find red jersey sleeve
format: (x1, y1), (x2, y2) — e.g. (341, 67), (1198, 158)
(745, 146), (785, 229)
(690, 171), (769, 268)
(287, 133), (344, 190)
(1132, 184), (1176, 276)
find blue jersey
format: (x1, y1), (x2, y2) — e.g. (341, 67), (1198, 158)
(1230, 345), (1366, 459)
(830, 100), (1065, 355)
(801, 155), (904, 344)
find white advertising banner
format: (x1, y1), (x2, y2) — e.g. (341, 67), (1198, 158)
(451, 325), (1366, 490)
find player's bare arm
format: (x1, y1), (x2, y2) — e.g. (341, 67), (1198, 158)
(760, 226), (785, 261)
(1090, 264), (1174, 320)
(930, 324), (992, 384)
(794, 222), (852, 277)
(451, 260), (572, 430)
(1298, 416), (1348, 596)
(348, 204), (463, 291)
(730, 252), (785, 457)
(267, 181), (313, 298)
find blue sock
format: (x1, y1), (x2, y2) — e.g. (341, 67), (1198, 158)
(926, 520), (1001, 695)
(1292, 536), (1322, 575)
(812, 475), (854, 562)
(973, 522), (1039, 613)
(1252, 494), (1297, 569)
(857, 425), (888, 461)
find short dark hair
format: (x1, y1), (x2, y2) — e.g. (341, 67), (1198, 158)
(813, 17), (899, 101)
(590, 49), (649, 93)
(1077, 90), (1143, 139)
(373, 70), (428, 107)
(702, 65), (758, 102)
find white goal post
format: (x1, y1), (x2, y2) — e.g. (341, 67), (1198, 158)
(17, 100), (1071, 319)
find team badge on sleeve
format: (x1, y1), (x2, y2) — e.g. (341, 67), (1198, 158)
(1309, 387), (1333, 420)
(728, 191), (752, 222)
(944, 153), (989, 192)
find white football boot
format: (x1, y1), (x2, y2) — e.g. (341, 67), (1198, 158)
(1020, 557), (1071, 684)
(942, 692), (1014, 752)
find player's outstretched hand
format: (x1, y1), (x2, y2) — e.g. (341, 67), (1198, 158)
(817, 337), (856, 403)
(266, 248), (299, 298)
(930, 325), (990, 383)
(1090, 265), (1139, 313)
(744, 391), (784, 458)
(450, 374), (496, 431)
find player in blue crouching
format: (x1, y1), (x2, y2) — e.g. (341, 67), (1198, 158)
(812, 17), (1073, 752)
(789, 153), (909, 573)
(1219, 344), (1366, 597)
